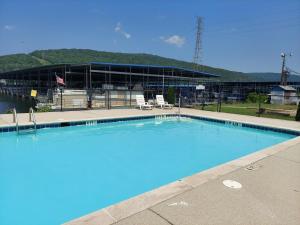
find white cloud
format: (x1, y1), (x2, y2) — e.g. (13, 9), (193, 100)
(114, 22), (121, 32)
(3, 25), (15, 31)
(114, 22), (131, 39)
(123, 32), (131, 39)
(160, 35), (185, 47)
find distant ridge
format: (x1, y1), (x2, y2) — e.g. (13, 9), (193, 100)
(247, 72), (300, 82)
(0, 49), (299, 82)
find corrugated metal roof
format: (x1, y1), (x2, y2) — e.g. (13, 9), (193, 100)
(278, 85), (296, 91)
(0, 62), (219, 78)
(90, 62), (219, 77)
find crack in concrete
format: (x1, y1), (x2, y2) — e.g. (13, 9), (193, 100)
(148, 208), (175, 225)
(103, 209), (117, 223)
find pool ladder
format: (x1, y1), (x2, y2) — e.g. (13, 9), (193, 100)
(177, 96), (181, 120)
(155, 115), (167, 120)
(29, 107), (37, 133)
(13, 108), (37, 134)
(13, 108), (19, 134)
(29, 107), (36, 133)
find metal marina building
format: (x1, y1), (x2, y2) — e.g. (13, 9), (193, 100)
(0, 62), (218, 109)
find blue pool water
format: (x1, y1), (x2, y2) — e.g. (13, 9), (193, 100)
(0, 117), (296, 225)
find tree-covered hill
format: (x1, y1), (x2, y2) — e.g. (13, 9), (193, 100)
(0, 53), (45, 73)
(1, 48), (296, 82)
(247, 72), (300, 82)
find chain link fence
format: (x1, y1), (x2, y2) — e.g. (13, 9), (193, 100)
(36, 88), (147, 111)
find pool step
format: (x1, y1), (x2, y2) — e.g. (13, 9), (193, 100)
(18, 128), (36, 135)
(155, 115), (168, 120)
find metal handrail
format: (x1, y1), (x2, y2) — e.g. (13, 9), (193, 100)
(13, 108), (19, 134)
(29, 107), (37, 132)
(178, 96), (181, 117)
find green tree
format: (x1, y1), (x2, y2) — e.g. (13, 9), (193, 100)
(246, 92), (267, 103)
(166, 87), (175, 104)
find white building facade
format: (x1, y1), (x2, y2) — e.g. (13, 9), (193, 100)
(270, 85), (299, 104)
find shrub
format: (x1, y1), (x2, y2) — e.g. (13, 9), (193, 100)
(167, 87), (175, 104)
(246, 92), (258, 103)
(5, 108), (14, 114)
(246, 92), (267, 103)
(36, 106), (51, 113)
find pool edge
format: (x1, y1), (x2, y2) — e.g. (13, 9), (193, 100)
(1, 112), (300, 136)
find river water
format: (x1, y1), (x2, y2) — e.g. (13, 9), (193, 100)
(0, 94), (33, 114)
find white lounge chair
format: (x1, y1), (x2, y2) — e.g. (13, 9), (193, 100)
(72, 99), (84, 108)
(136, 95), (153, 110)
(156, 95), (173, 109)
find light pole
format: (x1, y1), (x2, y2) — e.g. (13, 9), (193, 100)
(60, 86), (63, 112)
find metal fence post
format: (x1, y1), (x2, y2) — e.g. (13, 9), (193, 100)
(60, 87), (63, 112)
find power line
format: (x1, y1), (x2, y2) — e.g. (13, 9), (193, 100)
(204, 24), (300, 38)
(185, 14), (300, 40)
(286, 67), (300, 76)
(205, 15), (300, 34)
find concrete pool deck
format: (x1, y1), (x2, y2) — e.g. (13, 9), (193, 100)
(113, 143), (300, 225)
(1, 108), (300, 225)
(1, 108), (300, 131)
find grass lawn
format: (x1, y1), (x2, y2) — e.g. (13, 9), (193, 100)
(194, 103), (297, 121)
(218, 103), (297, 110)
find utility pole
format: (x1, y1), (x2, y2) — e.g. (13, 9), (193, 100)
(280, 52), (292, 86)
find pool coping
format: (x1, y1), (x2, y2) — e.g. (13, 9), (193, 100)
(1, 112), (300, 136)
(56, 113), (300, 225)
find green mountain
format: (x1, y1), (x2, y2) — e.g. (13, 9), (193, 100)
(247, 72), (300, 82)
(1, 49), (297, 82)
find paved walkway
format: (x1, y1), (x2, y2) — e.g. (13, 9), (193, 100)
(1, 108), (300, 132)
(114, 143), (300, 225)
(0, 108), (176, 127)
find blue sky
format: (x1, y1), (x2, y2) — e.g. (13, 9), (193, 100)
(0, 0), (299, 73)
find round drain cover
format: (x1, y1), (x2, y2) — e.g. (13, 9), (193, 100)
(245, 164), (262, 171)
(223, 180), (242, 189)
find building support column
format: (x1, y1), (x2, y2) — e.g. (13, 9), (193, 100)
(129, 68), (132, 107)
(162, 68), (165, 95)
(89, 64), (92, 89)
(38, 70), (41, 94)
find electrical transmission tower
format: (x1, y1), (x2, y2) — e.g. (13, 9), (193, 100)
(280, 52), (292, 86)
(193, 17), (203, 71)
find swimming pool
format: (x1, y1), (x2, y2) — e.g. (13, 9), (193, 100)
(0, 116), (297, 225)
